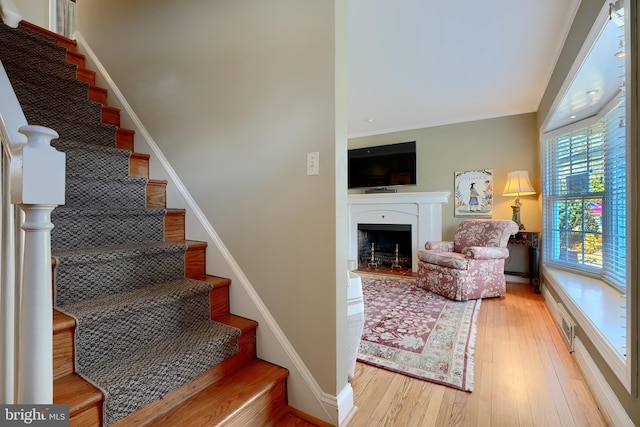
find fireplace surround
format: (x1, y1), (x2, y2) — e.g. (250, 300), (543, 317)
(348, 192), (450, 272)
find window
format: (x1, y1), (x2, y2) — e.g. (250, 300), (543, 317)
(542, 1), (627, 290)
(542, 98), (627, 289)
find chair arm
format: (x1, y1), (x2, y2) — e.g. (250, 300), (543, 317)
(462, 246), (510, 260)
(425, 241), (454, 252)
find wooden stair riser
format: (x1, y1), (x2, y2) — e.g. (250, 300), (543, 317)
(53, 311), (75, 380)
(116, 128), (135, 151)
(130, 152), (150, 178)
(88, 85), (108, 106)
(54, 373), (103, 427)
(101, 106), (121, 127)
(186, 241), (207, 279)
(76, 67), (96, 86)
(146, 179), (167, 208)
(164, 210), (186, 241)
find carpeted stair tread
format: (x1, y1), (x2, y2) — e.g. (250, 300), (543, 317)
(60, 278), (219, 373)
(65, 173), (148, 209)
(84, 318), (240, 426)
(53, 241), (187, 264)
(21, 95), (103, 127)
(53, 139), (131, 178)
(54, 242), (188, 305)
(51, 207), (166, 251)
(21, 105), (118, 147)
(8, 71), (94, 108)
(0, 21), (64, 55)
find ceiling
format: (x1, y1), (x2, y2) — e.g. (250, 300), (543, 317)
(347, 0), (587, 138)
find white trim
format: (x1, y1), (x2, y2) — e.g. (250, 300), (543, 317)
(573, 338), (634, 427)
(72, 32), (350, 424)
(48, 0), (56, 33)
(322, 383), (354, 426)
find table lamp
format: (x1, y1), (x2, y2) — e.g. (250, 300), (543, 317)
(503, 170), (536, 230)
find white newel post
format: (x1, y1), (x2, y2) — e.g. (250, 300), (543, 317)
(13, 125), (64, 404)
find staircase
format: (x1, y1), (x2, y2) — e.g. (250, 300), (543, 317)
(1, 20), (294, 426)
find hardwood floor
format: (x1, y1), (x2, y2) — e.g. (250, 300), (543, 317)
(346, 281), (609, 427)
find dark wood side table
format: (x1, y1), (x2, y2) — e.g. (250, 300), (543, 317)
(505, 231), (541, 293)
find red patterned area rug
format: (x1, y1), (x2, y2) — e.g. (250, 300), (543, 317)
(357, 274), (481, 391)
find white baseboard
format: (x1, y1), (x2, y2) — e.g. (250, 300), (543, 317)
(573, 338), (634, 427)
(542, 287), (633, 427)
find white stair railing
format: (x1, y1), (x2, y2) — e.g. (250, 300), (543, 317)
(0, 51), (65, 405)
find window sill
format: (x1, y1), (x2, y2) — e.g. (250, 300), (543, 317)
(542, 266), (629, 390)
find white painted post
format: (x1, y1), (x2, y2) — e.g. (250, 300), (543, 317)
(0, 148), (16, 404)
(0, 0), (21, 28)
(13, 125), (64, 404)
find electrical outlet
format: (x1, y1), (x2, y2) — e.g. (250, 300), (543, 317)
(307, 152), (319, 175)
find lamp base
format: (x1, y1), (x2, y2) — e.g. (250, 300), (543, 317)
(510, 204), (526, 230)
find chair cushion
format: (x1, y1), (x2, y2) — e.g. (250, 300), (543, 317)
(454, 220), (518, 253)
(418, 250), (469, 270)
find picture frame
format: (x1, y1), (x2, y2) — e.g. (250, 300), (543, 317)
(454, 169), (493, 218)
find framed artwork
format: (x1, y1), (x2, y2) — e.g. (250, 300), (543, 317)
(454, 169), (493, 218)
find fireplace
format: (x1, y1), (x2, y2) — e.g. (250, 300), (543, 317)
(348, 192), (450, 272)
(357, 224), (412, 271)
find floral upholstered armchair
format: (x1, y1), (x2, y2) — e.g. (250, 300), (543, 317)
(417, 219), (519, 301)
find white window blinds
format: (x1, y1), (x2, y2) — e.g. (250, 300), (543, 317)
(542, 98), (627, 289)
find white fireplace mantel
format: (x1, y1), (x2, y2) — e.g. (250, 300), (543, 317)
(348, 191), (450, 272)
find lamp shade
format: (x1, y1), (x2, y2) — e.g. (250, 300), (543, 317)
(503, 170), (536, 196)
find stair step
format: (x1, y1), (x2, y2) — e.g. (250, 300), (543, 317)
(89, 85), (108, 105)
(20, 20), (77, 51)
(208, 276), (232, 318)
(53, 275), (232, 380)
(66, 173), (148, 209)
(77, 67), (96, 86)
(117, 128), (135, 151)
(54, 313), (257, 427)
(53, 311), (75, 380)
(165, 209), (186, 241)
(102, 105), (121, 126)
(144, 359), (288, 427)
(51, 207), (166, 252)
(147, 179), (167, 208)
(53, 139), (131, 179)
(130, 152), (150, 178)
(66, 49), (85, 69)
(186, 240), (208, 279)
(53, 373), (103, 425)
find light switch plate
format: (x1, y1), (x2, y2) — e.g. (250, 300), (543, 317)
(307, 151), (319, 175)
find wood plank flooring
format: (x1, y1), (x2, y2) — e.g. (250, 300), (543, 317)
(345, 281), (609, 427)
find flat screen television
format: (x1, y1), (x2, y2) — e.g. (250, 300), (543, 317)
(348, 141), (416, 189)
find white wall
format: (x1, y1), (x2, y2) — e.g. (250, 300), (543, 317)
(19, 0), (49, 29)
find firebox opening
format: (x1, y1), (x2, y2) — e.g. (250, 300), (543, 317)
(357, 223), (411, 272)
